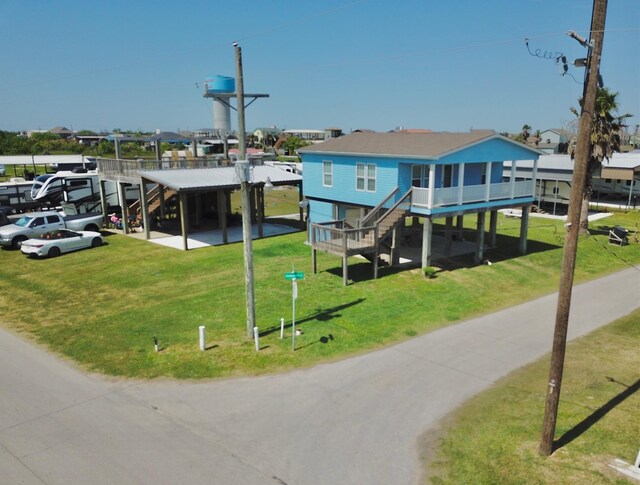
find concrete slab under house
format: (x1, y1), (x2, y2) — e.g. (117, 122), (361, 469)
(299, 130), (545, 285)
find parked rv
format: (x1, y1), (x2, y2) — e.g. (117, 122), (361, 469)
(0, 177), (38, 212)
(31, 170), (139, 214)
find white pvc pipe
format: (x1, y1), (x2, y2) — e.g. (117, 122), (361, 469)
(199, 326), (206, 351)
(253, 326), (259, 351)
(280, 317), (285, 339)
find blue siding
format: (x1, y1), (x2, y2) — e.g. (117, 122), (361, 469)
(303, 154), (400, 206)
(302, 136), (539, 212)
(439, 138), (536, 164)
(308, 200), (334, 224)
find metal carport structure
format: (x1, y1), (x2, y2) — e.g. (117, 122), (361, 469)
(135, 166), (303, 250)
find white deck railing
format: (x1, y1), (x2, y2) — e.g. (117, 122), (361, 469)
(411, 180), (534, 209)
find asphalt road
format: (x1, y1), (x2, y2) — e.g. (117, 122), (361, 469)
(1, 267), (638, 484)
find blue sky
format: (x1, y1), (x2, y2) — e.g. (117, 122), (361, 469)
(1, 0), (638, 135)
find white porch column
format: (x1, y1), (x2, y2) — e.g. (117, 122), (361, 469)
(484, 162), (492, 201)
(457, 163), (465, 205)
(532, 157), (539, 199)
(421, 218), (433, 269)
(428, 164), (436, 208)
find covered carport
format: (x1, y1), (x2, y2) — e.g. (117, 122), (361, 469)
(136, 166), (303, 250)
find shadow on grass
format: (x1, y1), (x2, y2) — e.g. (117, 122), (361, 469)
(295, 334), (335, 351)
(259, 299), (365, 337)
(553, 377), (640, 452)
(321, 232), (562, 282)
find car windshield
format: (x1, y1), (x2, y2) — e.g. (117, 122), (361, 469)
(14, 216), (33, 227)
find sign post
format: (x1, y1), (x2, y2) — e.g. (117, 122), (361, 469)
(284, 271), (304, 351)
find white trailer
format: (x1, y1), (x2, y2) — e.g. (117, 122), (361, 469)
(31, 171), (139, 214)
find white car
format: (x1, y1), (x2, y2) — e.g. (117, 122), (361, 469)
(20, 229), (103, 258)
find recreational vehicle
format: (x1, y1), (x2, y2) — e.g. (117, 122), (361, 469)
(31, 171), (139, 213)
(0, 177), (38, 212)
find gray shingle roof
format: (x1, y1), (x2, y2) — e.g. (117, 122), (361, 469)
(298, 130), (511, 159)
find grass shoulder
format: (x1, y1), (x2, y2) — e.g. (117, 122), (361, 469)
(423, 308), (640, 485)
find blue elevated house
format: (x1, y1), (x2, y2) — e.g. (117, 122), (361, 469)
(299, 130), (543, 284)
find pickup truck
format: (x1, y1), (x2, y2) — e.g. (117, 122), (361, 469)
(0, 210), (103, 249)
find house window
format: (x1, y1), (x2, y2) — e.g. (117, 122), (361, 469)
(356, 163), (376, 192)
(412, 164), (430, 187)
(481, 164), (487, 185)
(322, 160), (333, 187)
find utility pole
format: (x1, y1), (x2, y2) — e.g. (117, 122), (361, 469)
(234, 42), (256, 338)
(539, 0), (608, 456)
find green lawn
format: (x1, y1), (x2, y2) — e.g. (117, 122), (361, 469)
(0, 210), (638, 379)
(424, 308), (640, 485)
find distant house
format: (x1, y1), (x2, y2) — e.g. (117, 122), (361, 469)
(504, 152), (640, 214)
(49, 126), (75, 139)
(299, 130), (544, 284)
(253, 127), (283, 146)
(538, 128), (572, 154)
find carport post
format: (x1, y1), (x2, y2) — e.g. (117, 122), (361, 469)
(217, 190), (228, 244)
(179, 191), (188, 251)
(99, 180), (109, 227)
(141, 178), (150, 240)
(117, 183), (129, 234)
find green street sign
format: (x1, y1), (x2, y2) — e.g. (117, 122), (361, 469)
(284, 271), (304, 280)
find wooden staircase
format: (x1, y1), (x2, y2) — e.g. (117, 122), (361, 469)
(311, 188), (412, 282)
(128, 185), (177, 219)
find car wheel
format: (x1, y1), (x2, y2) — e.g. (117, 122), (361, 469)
(91, 237), (103, 248)
(85, 224), (99, 232)
(48, 246), (61, 258)
(11, 236), (26, 250)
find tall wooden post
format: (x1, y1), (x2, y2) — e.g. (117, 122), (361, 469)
(539, 0), (608, 456)
(235, 42), (256, 338)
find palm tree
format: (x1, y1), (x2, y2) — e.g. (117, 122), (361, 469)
(518, 124), (532, 143)
(570, 87), (632, 232)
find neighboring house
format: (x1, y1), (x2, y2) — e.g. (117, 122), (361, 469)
(49, 126), (75, 139)
(253, 127), (283, 147)
(504, 151), (640, 213)
(299, 130), (544, 284)
(504, 154), (574, 215)
(538, 128), (572, 154)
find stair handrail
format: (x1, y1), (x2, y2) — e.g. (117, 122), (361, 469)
(360, 187), (400, 227)
(374, 187), (413, 226)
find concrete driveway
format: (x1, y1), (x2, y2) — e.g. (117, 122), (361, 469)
(1, 267), (638, 484)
